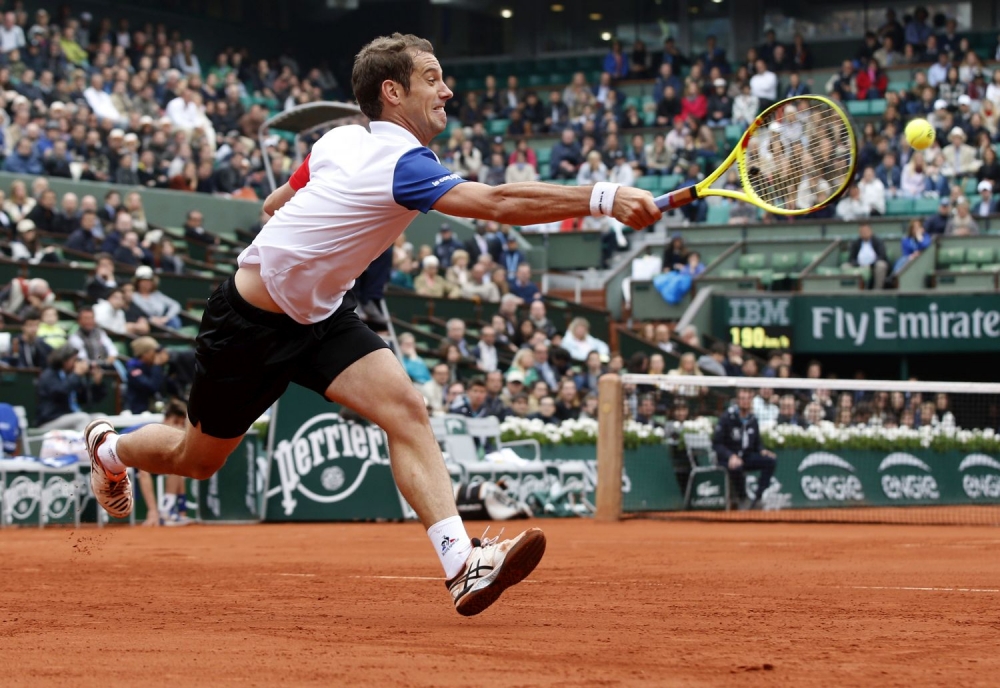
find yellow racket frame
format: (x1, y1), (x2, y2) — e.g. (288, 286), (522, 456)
(654, 95), (857, 216)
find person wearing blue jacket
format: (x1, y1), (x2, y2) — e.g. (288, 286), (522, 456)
(2, 138), (43, 175)
(124, 336), (168, 414)
(893, 218), (932, 275)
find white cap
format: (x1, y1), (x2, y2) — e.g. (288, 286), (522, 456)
(958, 94), (972, 106)
(422, 255), (439, 270)
(949, 126), (966, 140)
(134, 265), (155, 280)
(934, 99), (948, 110)
(978, 180), (993, 192)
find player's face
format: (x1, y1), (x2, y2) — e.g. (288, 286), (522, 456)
(402, 52), (451, 145)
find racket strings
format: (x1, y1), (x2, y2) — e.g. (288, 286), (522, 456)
(741, 100), (853, 211)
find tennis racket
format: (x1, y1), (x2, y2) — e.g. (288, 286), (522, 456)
(655, 95), (857, 215)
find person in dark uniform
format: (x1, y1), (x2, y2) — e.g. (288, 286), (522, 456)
(712, 387), (777, 510)
(124, 336), (169, 414)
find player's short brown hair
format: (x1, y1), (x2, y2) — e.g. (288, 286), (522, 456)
(352, 33), (434, 121)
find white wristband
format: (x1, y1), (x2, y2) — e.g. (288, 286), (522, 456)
(590, 182), (620, 217)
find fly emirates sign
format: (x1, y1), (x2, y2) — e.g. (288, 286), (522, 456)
(797, 296), (1000, 353)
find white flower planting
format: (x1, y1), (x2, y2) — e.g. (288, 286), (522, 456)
(500, 415), (1000, 452)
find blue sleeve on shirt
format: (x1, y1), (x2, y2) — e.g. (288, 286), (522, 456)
(392, 147), (466, 213)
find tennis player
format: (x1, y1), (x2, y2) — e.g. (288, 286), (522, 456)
(84, 33), (662, 616)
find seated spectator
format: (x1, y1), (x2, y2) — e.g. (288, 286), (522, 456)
(439, 318), (472, 358)
(667, 352), (707, 397)
(608, 151), (635, 187)
(150, 238), (184, 275)
(3, 137), (43, 175)
(857, 167), (886, 216)
(946, 197), (979, 236)
(420, 362), (451, 415)
(25, 190), (57, 233)
(697, 342), (728, 376)
(776, 395), (805, 426)
(633, 394), (659, 426)
(899, 151), (927, 198)
(53, 193), (80, 235)
(10, 220), (57, 264)
(577, 150), (608, 185)
(445, 249), (470, 288)
(68, 306), (118, 368)
(66, 210), (100, 254)
(7, 308), (50, 368)
(36, 345), (106, 432)
(554, 379), (581, 421)
(94, 288), (148, 337)
(836, 186), (871, 221)
(549, 128), (583, 180)
(124, 336), (169, 414)
(562, 317), (610, 362)
(37, 306), (67, 350)
(505, 149), (536, 184)
(846, 223), (889, 289)
(508, 263), (540, 302)
(527, 300), (557, 339)
(3, 180), (35, 224)
(131, 266), (182, 330)
(101, 211), (132, 256)
(472, 326), (499, 373)
(655, 85), (682, 126)
(450, 377), (505, 420)
(460, 263), (500, 302)
(414, 255), (458, 298)
(398, 334), (429, 384)
(507, 348), (538, 388)
(713, 387), (777, 509)
(114, 230), (153, 267)
(973, 180), (998, 218)
(433, 224), (464, 269)
(574, 351), (606, 396)
(941, 127), (980, 178)
(529, 396), (559, 424)
(84, 254), (119, 303)
(894, 219), (932, 274)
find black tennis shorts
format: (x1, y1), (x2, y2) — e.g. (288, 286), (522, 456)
(187, 277), (389, 439)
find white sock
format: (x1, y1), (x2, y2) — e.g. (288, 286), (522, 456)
(96, 434), (127, 474)
(427, 515), (473, 580)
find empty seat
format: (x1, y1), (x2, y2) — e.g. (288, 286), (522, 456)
(886, 197), (914, 215)
(966, 247), (995, 265)
(738, 253), (766, 271)
(718, 269), (745, 278)
(706, 204), (730, 224)
(770, 252), (799, 272)
(938, 246), (967, 267)
(868, 99), (887, 115)
(816, 266), (840, 276)
(847, 101), (870, 116)
(800, 251), (821, 268)
(636, 176), (660, 191)
(913, 196), (940, 215)
(951, 264), (980, 272)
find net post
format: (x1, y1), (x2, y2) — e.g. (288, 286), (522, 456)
(596, 373), (624, 522)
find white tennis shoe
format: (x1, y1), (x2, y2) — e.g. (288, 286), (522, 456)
(446, 527), (546, 616)
(85, 419), (133, 519)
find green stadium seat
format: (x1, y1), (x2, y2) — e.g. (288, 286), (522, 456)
(816, 266), (840, 276)
(536, 147), (551, 165)
(738, 253), (766, 271)
(887, 81), (910, 93)
(771, 252), (799, 272)
(800, 251), (821, 268)
(636, 176), (659, 191)
(706, 204), (730, 224)
(868, 99), (887, 115)
(643, 111), (657, 126)
(838, 250), (850, 264)
(966, 247), (995, 265)
(842, 265), (871, 280)
(718, 269), (745, 278)
(952, 264), (980, 272)
(938, 246), (967, 266)
(746, 268), (774, 285)
(886, 197), (914, 215)
(724, 124), (742, 143)
(487, 119), (510, 136)
(913, 196), (940, 215)
(847, 101), (870, 116)
(661, 174), (682, 191)
(548, 73), (568, 85)
(962, 177), (979, 194)
(981, 263), (1000, 272)
(526, 74), (547, 87)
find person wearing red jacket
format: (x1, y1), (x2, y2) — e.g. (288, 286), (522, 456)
(676, 81), (707, 128)
(856, 58), (887, 100)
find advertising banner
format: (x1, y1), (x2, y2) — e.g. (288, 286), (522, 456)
(263, 384), (408, 522)
(713, 294), (1000, 353)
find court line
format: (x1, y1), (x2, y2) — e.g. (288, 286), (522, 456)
(835, 585), (1000, 593)
(276, 573), (317, 577)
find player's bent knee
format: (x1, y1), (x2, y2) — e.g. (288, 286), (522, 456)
(380, 388), (431, 436)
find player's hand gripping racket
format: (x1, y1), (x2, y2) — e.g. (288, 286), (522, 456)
(655, 95), (857, 215)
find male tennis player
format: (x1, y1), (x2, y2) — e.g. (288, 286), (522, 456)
(85, 33), (662, 616)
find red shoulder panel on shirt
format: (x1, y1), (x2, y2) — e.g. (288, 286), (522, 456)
(289, 153), (311, 190)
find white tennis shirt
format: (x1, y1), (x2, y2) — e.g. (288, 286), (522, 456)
(238, 121), (466, 324)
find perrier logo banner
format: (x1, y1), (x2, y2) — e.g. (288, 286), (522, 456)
(264, 383), (408, 522)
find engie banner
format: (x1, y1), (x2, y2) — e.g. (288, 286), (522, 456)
(687, 448), (1000, 510)
(263, 383), (410, 521)
(713, 294), (1000, 353)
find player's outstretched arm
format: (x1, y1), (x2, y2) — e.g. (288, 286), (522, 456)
(433, 181), (662, 229)
(263, 182), (296, 216)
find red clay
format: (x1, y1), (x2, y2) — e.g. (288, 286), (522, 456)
(2, 520), (998, 687)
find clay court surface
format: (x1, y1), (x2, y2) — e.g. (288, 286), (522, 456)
(2, 519), (998, 687)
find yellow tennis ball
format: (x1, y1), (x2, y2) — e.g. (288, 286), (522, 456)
(905, 118), (935, 150)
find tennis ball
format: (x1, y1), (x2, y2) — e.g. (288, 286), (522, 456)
(905, 118), (935, 150)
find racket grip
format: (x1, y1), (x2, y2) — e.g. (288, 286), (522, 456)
(654, 186), (698, 211)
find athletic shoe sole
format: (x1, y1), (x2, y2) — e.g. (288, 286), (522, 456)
(85, 419), (133, 519)
(456, 528), (547, 617)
